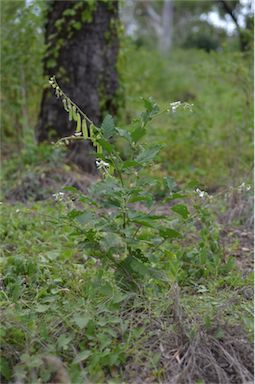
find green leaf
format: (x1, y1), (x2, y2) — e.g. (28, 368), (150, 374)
(129, 193), (153, 204)
(164, 176), (177, 192)
(73, 314), (91, 329)
(171, 204), (190, 219)
(136, 144), (162, 164)
(121, 160), (140, 169)
(57, 334), (73, 350)
(73, 350), (91, 364)
(142, 96), (159, 114)
(129, 213), (166, 228)
(35, 304), (49, 313)
(131, 126), (146, 143)
(101, 114), (115, 139)
(130, 258), (151, 276)
(63, 186), (78, 193)
(99, 232), (125, 252)
(46, 59), (57, 69)
(0, 357), (12, 380)
(73, 21), (82, 30)
(165, 193), (187, 202)
(159, 228), (181, 239)
(97, 138), (113, 154)
(116, 128), (132, 142)
(63, 9), (76, 16)
(75, 212), (94, 225)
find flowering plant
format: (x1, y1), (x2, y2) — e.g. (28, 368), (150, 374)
(49, 77), (225, 290)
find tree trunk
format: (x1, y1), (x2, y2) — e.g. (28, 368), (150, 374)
(159, 0), (173, 53)
(36, 0), (119, 173)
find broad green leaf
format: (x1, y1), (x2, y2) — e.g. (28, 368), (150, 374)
(75, 212), (94, 225)
(142, 96), (159, 114)
(35, 304), (49, 313)
(131, 126), (146, 143)
(116, 128), (132, 142)
(63, 8), (76, 16)
(130, 258), (151, 276)
(0, 357), (11, 380)
(63, 186), (78, 193)
(159, 228), (181, 239)
(111, 292), (130, 304)
(73, 350), (91, 364)
(171, 204), (189, 219)
(46, 58), (56, 69)
(129, 193), (153, 204)
(101, 114), (115, 139)
(57, 334), (73, 350)
(130, 213), (166, 228)
(99, 232), (125, 252)
(73, 314), (91, 329)
(121, 160), (140, 169)
(136, 144), (162, 164)
(73, 21), (82, 30)
(164, 176), (177, 192)
(97, 138), (113, 154)
(165, 193), (187, 202)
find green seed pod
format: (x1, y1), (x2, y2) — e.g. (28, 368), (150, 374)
(68, 100), (72, 121)
(72, 105), (77, 121)
(82, 119), (88, 139)
(76, 113), (81, 133)
(90, 123), (96, 139)
(62, 98), (69, 112)
(97, 144), (102, 154)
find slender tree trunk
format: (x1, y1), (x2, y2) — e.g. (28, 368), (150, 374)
(141, 0), (173, 54)
(218, 0), (247, 51)
(36, 0), (119, 173)
(159, 0), (173, 53)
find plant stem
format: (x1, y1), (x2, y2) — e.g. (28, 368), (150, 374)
(109, 154), (127, 229)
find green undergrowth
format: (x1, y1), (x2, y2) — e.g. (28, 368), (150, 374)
(0, 197), (253, 383)
(121, 45), (253, 190)
(1, 63), (253, 382)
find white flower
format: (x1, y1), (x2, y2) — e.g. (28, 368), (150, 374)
(52, 192), (65, 201)
(238, 182), (252, 192)
(96, 159), (109, 168)
(195, 188), (206, 198)
(96, 159), (110, 175)
(170, 101), (181, 113)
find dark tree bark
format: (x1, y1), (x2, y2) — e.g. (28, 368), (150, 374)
(217, 0), (248, 51)
(36, 0), (119, 173)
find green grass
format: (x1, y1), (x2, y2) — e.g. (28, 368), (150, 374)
(1, 197), (253, 383)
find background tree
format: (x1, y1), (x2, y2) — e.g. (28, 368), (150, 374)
(121, 0), (253, 53)
(36, 0), (120, 172)
(1, 0), (44, 151)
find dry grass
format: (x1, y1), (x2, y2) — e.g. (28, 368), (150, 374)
(122, 286), (253, 384)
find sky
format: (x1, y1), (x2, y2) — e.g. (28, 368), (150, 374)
(201, 0), (253, 35)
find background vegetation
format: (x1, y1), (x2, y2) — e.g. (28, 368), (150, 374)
(0, 1), (253, 383)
